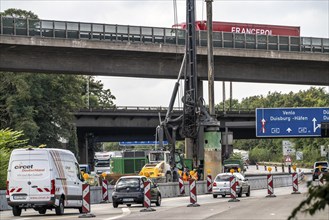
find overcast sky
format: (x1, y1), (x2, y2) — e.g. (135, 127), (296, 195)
(1, 0), (328, 107)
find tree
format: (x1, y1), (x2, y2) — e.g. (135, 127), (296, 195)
(0, 128), (28, 189)
(0, 8), (38, 19)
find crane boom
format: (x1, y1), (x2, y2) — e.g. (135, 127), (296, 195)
(182, 0), (198, 139)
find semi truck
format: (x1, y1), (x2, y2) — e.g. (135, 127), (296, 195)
(172, 21), (300, 36)
(94, 151), (122, 174)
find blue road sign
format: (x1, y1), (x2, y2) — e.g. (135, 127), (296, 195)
(256, 107), (329, 137)
(119, 141), (168, 146)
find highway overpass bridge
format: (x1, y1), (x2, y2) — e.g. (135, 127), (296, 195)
(75, 107), (256, 142)
(0, 17), (328, 85)
(75, 107), (255, 163)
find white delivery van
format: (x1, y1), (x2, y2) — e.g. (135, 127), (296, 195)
(6, 148), (84, 216)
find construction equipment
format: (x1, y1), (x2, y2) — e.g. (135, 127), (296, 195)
(156, 0), (221, 180)
(139, 150), (186, 183)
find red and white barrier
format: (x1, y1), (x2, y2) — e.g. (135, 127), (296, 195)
(228, 175), (239, 202)
(207, 175), (212, 193)
(102, 180), (109, 202)
(140, 181), (156, 212)
(79, 184), (96, 217)
(291, 173), (301, 194)
(179, 177), (185, 195)
(82, 184), (90, 213)
(266, 174), (276, 197)
(143, 181), (151, 208)
(187, 179), (200, 207)
(319, 173), (324, 185)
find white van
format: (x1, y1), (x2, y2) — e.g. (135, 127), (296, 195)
(6, 148), (84, 216)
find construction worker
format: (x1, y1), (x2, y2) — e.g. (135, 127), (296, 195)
(182, 167), (189, 181)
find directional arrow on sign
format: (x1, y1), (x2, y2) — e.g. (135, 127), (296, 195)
(287, 128), (292, 133)
(312, 118), (321, 133)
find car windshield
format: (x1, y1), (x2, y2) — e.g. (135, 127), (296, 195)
(116, 178), (140, 188)
(215, 174), (232, 182)
(315, 168), (328, 172)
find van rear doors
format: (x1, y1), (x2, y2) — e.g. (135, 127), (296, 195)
(8, 150), (53, 204)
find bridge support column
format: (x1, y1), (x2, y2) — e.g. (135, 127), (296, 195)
(203, 127), (222, 181)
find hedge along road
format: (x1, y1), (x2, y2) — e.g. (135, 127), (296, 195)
(1, 178), (328, 220)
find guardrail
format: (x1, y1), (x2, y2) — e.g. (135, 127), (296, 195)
(1, 16), (328, 53)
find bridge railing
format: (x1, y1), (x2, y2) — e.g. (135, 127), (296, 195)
(1, 16), (328, 53)
(78, 106), (255, 114)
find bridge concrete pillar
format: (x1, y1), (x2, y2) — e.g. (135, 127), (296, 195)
(185, 138), (194, 160)
(78, 133), (88, 164)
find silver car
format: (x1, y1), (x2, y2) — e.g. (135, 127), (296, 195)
(212, 172), (250, 198)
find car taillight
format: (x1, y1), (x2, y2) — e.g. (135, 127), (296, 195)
(51, 179), (55, 195)
(213, 182), (217, 187)
(6, 181), (9, 196)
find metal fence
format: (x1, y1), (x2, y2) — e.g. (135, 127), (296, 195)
(1, 16), (329, 53)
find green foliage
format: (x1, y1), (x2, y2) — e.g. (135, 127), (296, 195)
(83, 77), (116, 109)
(288, 175), (329, 220)
(229, 152), (243, 160)
(0, 128), (28, 190)
(0, 72), (116, 151)
(0, 8), (39, 19)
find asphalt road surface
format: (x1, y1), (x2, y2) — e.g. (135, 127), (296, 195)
(1, 178), (328, 220)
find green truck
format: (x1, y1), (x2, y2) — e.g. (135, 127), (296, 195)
(223, 159), (245, 173)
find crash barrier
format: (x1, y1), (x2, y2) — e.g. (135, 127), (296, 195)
(206, 174), (212, 193)
(291, 173), (301, 194)
(179, 177), (185, 194)
(102, 180), (109, 202)
(266, 174), (276, 197)
(0, 173), (311, 211)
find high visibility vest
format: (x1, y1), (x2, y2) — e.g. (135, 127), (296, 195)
(183, 172), (188, 181)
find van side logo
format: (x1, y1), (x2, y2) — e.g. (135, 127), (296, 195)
(14, 164), (34, 169)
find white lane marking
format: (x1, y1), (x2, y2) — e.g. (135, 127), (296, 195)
(105, 208), (131, 220)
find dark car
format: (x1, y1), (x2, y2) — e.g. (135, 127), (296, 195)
(312, 167), (328, 181)
(112, 176), (161, 208)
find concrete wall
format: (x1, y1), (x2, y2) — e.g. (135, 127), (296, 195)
(1, 174), (301, 211)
